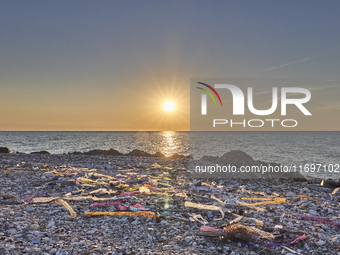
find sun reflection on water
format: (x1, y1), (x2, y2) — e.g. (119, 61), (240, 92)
(160, 131), (178, 157)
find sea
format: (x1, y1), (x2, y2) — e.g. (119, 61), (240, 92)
(0, 131), (339, 179)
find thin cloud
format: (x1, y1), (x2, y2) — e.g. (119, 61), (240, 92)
(263, 57), (313, 72)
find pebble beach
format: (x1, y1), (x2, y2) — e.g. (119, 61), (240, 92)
(1, 151), (340, 255)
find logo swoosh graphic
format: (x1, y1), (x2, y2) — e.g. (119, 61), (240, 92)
(196, 87), (217, 105)
(197, 82), (223, 106)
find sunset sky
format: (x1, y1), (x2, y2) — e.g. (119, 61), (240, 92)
(1, 1), (339, 131)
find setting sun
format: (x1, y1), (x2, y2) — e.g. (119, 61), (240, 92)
(163, 101), (175, 112)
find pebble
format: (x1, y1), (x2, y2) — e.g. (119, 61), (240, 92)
(185, 237), (193, 242)
(286, 191), (295, 197)
(31, 237), (41, 244)
(310, 209), (319, 216)
(0, 152), (338, 255)
(26, 206), (35, 212)
(316, 240), (326, 246)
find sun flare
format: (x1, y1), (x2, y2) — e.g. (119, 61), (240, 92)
(163, 101), (175, 112)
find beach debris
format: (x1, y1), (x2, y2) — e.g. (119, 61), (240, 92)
(0, 149), (337, 254)
(282, 246), (301, 254)
(235, 201), (266, 212)
(57, 199), (77, 218)
(199, 224), (275, 242)
(262, 234), (306, 247)
(223, 224), (256, 242)
(241, 197), (286, 206)
(296, 194), (312, 199)
(84, 211), (159, 217)
(32, 195), (134, 203)
(191, 213), (209, 225)
(298, 215), (340, 227)
(184, 201), (224, 220)
(198, 226), (226, 237)
(89, 188), (116, 196)
(331, 187), (340, 195)
(90, 200), (124, 208)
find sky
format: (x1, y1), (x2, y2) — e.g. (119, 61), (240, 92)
(0, 1), (339, 131)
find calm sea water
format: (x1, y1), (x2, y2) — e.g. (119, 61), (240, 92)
(0, 131), (339, 179)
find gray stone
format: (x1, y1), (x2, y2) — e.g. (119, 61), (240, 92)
(26, 206), (35, 212)
(44, 172), (54, 178)
(185, 237), (193, 242)
(310, 209), (319, 216)
(316, 240), (326, 246)
(286, 191), (295, 197)
(49, 248), (57, 254)
(160, 220), (169, 226)
(31, 237), (41, 244)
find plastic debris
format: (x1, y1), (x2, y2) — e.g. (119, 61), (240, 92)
(235, 201), (266, 212)
(77, 177), (109, 186)
(33, 195), (134, 203)
(224, 224), (256, 242)
(90, 200), (124, 208)
(298, 215), (340, 227)
(58, 199), (77, 218)
(241, 197), (286, 206)
(191, 213), (208, 225)
(262, 234), (306, 247)
(184, 201), (224, 220)
(296, 194), (312, 199)
(130, 203), (148, 211)
(84, 211), (159, 217)
(198, 223), (274, 242)
(89, 188), (116, 195)
(198, 226), (226, 236)
(137, 192), (167, 197)
(228, 216), (243, 226)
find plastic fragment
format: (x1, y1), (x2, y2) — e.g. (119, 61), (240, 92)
(151, 176), (172, 181)
(137, 192), (167, 197)
(184, 201), (224, 220)
(201, 182), (213, 188)
(241, 197), (286, 206)
(84, 211), (159, 217)
(228, 216), (243, 226)
(77, 177), (109, 185)
(117, 191), (140, 197)
(130, 203), (148, 211)
(211, 194), (224, 204)
(33, 195), (134, 203)
(235, 201), (266, 212)
(262, 234), (306, 247)
(192, 213), (208, 225)
(58, 199), (77, 218)
(224, 224), (256, 242)
(198, 226), (226, 236)
(298, 215), (340, 227)
(89, 188), (116, 195)
(296, 194), (312, 199)
(90, 200), (123, 208)
(139, 186), (150, 193)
